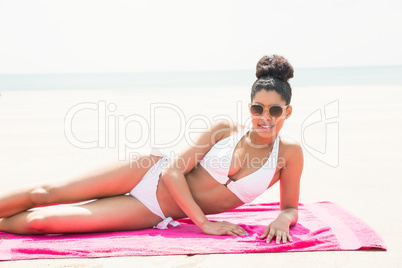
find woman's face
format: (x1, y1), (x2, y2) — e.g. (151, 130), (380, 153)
(249, 89), (292, 140)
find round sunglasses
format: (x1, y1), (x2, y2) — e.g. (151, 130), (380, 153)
(249, 103), (289, 117)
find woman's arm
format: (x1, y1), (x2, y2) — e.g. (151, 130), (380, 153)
(162, 166), (247, 236)
(260, 139), (303, 244)
(161, 121), (248, 236)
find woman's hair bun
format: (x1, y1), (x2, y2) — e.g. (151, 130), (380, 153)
(256, 55), (294, 82)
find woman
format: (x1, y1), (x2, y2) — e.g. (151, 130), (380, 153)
(0, 55), (303, 245)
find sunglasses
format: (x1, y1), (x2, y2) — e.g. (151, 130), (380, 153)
(249, 103), (289, 117)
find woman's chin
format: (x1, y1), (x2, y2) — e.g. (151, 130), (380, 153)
(252, 125), (278, 138)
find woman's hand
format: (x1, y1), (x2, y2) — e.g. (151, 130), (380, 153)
(259, 215), (293, 244)
(201, 220), (249, 237)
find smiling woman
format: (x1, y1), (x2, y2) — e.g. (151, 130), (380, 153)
(248, 55), (293, 144)
(0, 54), (303, 245)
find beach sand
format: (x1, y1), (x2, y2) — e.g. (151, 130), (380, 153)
(0, 85), (401, 267)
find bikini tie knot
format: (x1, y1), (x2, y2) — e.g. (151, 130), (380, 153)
(154, 217), (180, 229)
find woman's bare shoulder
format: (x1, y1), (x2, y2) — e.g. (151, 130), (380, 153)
(278, 135), (303, 154)
(277, 135), (304, 178)
(213, 121), (245, 140)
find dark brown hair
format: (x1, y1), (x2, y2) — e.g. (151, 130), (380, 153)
(251, 55), (294, 105)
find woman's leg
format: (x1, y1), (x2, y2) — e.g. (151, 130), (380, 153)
(0, 195), (163, 234)
(0, 154), (162, 218)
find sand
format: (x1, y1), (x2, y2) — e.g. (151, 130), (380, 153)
(0, 84), (401, 267)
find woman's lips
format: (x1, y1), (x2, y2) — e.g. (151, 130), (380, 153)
(258, 123), (275, 130)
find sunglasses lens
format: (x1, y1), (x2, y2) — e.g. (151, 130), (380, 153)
(269, 106), (283, 117)
(250, 105), (263, 116)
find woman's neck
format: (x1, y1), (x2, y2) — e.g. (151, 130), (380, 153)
(247, 128), (277, 148)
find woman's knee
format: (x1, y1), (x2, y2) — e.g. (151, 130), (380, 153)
(29, 186), (54, 206)
(25, 213), (49, 234)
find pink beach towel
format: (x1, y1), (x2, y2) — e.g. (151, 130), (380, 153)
(0, 202), (386, 261)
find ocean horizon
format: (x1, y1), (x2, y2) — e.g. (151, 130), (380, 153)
(0, 65), (401, 91)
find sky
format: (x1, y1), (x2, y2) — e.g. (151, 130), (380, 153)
(0, 0), (401, 74)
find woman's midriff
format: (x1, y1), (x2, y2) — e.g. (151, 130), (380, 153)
(156, 164), (244, 220)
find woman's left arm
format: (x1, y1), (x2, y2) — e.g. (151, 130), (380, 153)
(260, 141), (304, 244)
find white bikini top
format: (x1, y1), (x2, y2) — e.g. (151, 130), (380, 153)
(198, 127), (279, 203)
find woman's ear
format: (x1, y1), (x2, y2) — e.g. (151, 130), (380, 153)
(285, 105), (292, 119)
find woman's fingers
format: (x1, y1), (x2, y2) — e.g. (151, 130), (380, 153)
(229, 224), (248, 236)
(266, 230), (275, 243)
(239, 227), (249, 236)
(204, 221), (248, 237)
(281, 232), (288, 244)
(259, 228), (269, 239)
(262, 230), (293, 244)
(275, 231), (282, 244)
(227, 230), (238, 236)
(224, 222), (248, 236)
(259, 222), (293, 244)
(287, 233), (293, 243)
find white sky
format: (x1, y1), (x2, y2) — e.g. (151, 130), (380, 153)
(0, 0), (401, 74)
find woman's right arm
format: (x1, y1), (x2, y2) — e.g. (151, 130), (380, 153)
(161, 121), (248, 237)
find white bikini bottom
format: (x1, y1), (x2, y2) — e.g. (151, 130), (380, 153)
(129, 148), (180, 229)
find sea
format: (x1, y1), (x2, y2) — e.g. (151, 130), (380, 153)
(0, 65), (401, 91)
